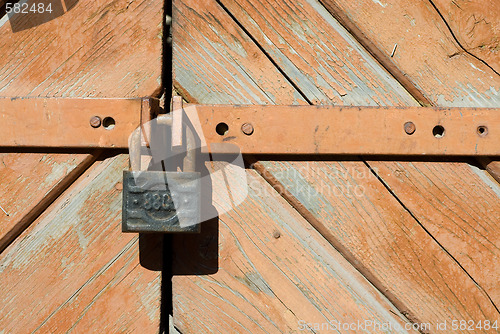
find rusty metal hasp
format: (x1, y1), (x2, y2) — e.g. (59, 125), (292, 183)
(0, 97), (158, 148)
(0, 97), (497, 156)
(190, 104), (499, 156)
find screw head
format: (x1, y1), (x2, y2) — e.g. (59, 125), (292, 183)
(404, 122), (416, 135)
(241, 123), (254, 135)
(90, 116), (102, 128)
(272, 230), (281, 239)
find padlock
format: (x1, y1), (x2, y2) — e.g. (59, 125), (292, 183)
(122, 97), (201, 233)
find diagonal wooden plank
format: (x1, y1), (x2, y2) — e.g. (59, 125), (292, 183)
(318, 0), (500, 107)
(0, 155), (162, 333)
(172, 0), (307, 105)
(258, 160), (500, 329)
(0, 0), (162, 97)
(0, 152), (96, 253)
(367, 160), (500, 306)
(217, 0), (417, 106)
(173, 165), (417, 333)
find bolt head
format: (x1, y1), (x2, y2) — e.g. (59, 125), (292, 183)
(241, 123), (254, 135)
(404, 122), (416, 135)
(90, 116), (102, 128)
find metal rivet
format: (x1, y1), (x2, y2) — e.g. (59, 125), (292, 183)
(241, 123), (254, 135)
(272, 230), (281, 239)
(90, 116), (101, 128)
(404, 122), (415, 135)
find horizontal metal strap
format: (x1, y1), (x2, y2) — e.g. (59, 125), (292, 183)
(191, 105), (500, 156)
(0, 97), (158, 148)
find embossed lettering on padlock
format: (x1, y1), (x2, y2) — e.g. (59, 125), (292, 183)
(122, 171), (200, 233)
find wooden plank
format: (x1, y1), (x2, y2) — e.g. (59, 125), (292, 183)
(366, 160), (500, 306)
(259, 160), (500, 330)
(478, 157), (500, 184)
(0, 0), (162, 97)
(0, 155), (162, 333)
(0, 98), (142, 148)
(431, 0), (500, 73)
(173, 0), (500, 329)
(0, 152), (95, 253)
(173, 166), (417, 333)
(172, 0), (308, 105)
(318, 0), (500, 107)
(194, 104), (500, 156)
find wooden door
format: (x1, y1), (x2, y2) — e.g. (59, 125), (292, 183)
(0, 0), (498, 333)
(171, 0), (500, 333)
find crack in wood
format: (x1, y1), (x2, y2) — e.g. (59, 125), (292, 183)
(427, 0), (499, 77)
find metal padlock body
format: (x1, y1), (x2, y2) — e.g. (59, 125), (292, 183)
(122, 171), (201, 233)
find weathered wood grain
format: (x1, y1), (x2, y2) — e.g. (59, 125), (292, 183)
(432, 0), (499, 73)
(316, 0), (500, 314)
(218, 0), (417, 106)
(173, 167), (417, 333)
(367, 160), (500, 306)
(173, 0), (500, 330)
(0, 152), (95, 253)
(0, 155), (162, 333)
(260, 160), (500, 331)
(172, 0), (308, 105)
(319, 0), (500, 107)
(0, 0), (162, 97)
